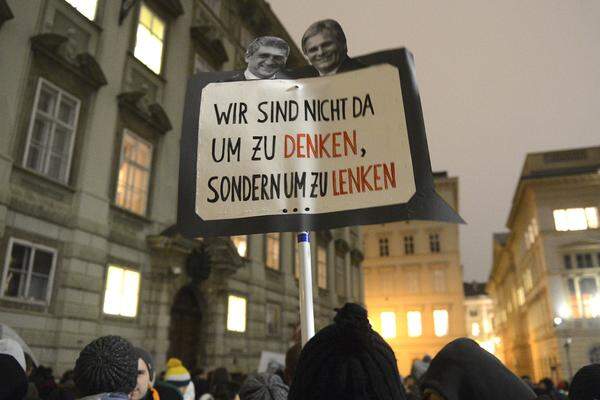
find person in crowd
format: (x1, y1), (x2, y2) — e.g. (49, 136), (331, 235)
(210, 367), (236, 400)
(419, 338), (537, 400)
(46, 370), (77, 400)
(31, 365), (58, 399)
(569, 364), (600, 400)
(411, 356), (432, 383)
(301, 19), (364, 76)
(241, 36), (290, 80)
(238, 373), (288, 400)
(283, 343), (301, 386)
(165, 358), (195, 400)
(130, 347), (156, 400)
(73, 335), (138, 400)
(556, 380), (569, 397)
(539, 377), (567, 400)
(288, 303), (406, 400)
(192, 368), (210, 400)
(403, 375), (421, 400)
(0, 338), (29, 400)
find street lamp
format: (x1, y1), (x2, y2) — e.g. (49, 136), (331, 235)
(564, 337), (573, 380)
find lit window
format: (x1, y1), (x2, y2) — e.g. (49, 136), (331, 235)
(483, 319), (492, 334)
(568, 277), (600, 319)
(407, 311), (422, 337)
(433, 309), (449, 337)
(404, 235), (414, 255)
(517, 287), (525, 306)
(429, 233), (441, 253)
(65, 0), (98, 20)
(115, 130), (153, 215)
(380, 312), (397, 339)
(317, 245), (327, 289)
(231, 235), (247, 257)
(265, 233), (279, 270)
(433, 269), (447, 293)
(553, 207), (599, 231)
(1, 238), (57, 304)
(134, 3), (165, 74)
(379, 238), (389, 257)
(24, 79), (80, 183)
(335, 254), (345, 296)
(471, 322), (481, 337)
(227, 295), (247, 332)
(266, 303), (281, 336)
(103, 265), (141, 317)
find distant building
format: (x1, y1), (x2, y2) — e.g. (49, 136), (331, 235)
(363, 172), (466, 375)
(0, 0), (362, 375)
(463, 281), (499, 359)
(488, 146), (600, 380)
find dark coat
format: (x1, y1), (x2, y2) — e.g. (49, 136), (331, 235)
(420, 338), (537, 400)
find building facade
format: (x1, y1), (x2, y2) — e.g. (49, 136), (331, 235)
(488, 146), (600, 381)
(363, 172), (466, 375)
(0, 0), (363, 375)
(463, 281), (499, 359)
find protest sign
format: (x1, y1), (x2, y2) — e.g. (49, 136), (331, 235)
(177, 48), (463, 237)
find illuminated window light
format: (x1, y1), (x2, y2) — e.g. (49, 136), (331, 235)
(103, 265), (140, 317)
(483, 319), (492, 334)
(558, 303), (571, 319)
(380, 312), (397, 339)
(471, 322), (481, 337)
(407, 311), (422, 337)
(231, 235), (247, 257)
(134, 4), (165, 74)
(227, 295), (247, 332)
(479, 339), (495, 355)
(554, 207), (598, 231)
(65, 0), (98, 20)
(433, 309), (448, 337)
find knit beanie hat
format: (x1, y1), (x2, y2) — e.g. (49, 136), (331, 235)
(165, 358), (191, 388)
(288, 303), (406, 400)
(133, 347), (155, 381)
(239, 373), (289, 400)
(74, 335), (138, 396)
(569, 364), (600, 400)
(0, 343), (28, 400)
(421, 338), (536, 400)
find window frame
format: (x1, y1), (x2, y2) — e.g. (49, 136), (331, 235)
(567, 275), (600, 319)
(433, 309), (449, 337)
(226, 293), (247, 333)
(101, 264), (141, 318)
(429, 233), (441, 253)
(404, 235), (415, 255)
(133, 1), (168, 76)
(231, 235), (247, 258)
(23, 78), (81, 184)
(1, 237), (58, 305)
(264, 232), (280, 271)
(114, 129), (154, 216)
(379, 237), (389, 257)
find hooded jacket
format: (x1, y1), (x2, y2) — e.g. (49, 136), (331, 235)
(420, 338), (536, 400)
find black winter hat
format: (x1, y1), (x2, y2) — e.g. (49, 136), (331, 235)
(288, 303), (406, 400)
(74, 335), (138, 396)
(239, 373), (289, 400)
(570, 364), (600, 400)
(0, 353), (28, 400)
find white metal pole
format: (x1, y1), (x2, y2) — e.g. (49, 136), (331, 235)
(298, 231), (315, 345)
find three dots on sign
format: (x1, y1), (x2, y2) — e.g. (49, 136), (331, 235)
(283, 207), (311, 213)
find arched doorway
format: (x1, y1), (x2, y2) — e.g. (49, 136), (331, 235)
(168, 284), (203, 370)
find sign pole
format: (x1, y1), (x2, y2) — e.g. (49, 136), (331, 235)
(297, 231), (315, 345)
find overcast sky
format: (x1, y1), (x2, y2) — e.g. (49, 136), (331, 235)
(267, 0), (600, 281)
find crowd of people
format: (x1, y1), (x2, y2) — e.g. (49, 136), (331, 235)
(2, 303), (599, 400)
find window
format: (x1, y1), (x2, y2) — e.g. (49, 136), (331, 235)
(227, 294), (247, 332)
(231, 235), (247, 257)
(576, 253), (594, 269)
(483, 319), (492, 334)
(564, 255), (573, 269)
(407, 270), (419, 294)
(64, 0), (98, 20)
(407, 311), (422, 337)
(567, 277), (600, 319)
(1, 239), (57, 304)
(404, 235), (414, 255)
(379, 238), (389, 257)
(380, 312), (397, 339)
(433, 269), (447, 293)
(433, 309), (449, 337)
(429, 233), (441, 253)
(115, 130), (153, 215)
(471, 322), (481, 337)
(335, 254), (346, 296)
(134, 3), (165, 74)
(265, 233), (280, 270)
(24, 79), (80, 183)
(266, 303), (281, 336)
(317, 245), (327, 289)
(103, 265), (141, 317)
(553, 207), (599, 231)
